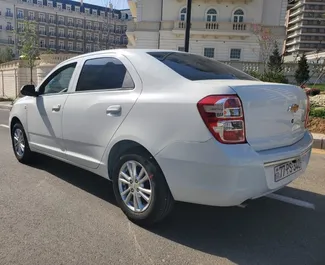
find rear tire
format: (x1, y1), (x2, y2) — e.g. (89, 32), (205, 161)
(112, 149), (174, 226)
(11, 122), (35, 164)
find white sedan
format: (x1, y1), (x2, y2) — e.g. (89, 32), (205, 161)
(9, 49), (313, 225)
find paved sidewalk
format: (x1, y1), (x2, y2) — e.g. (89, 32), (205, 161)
(1, 100), (324, 149)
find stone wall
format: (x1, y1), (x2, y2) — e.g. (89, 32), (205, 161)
(0, 54), (76, 99)
(0, 53), (323, 99)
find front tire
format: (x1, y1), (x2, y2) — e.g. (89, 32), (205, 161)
(11, 122), (34, 164)
(112, 149), (174, 226)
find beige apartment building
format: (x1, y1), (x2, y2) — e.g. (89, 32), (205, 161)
(0, 0), (131, 56)
(285, 0), (325, 57)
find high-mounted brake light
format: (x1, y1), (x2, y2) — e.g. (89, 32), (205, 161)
(305, 95), (310, 129)
(197, 95), (246, 144)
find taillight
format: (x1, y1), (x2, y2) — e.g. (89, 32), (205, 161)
(197, 95), (246, 144)
(305, 95), (310, 128)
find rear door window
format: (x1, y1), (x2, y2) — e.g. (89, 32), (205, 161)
(147, 52), (257, 81)
(76, 57), (135, 92)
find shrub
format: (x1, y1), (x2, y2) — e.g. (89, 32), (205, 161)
(305, 88), (321, 96)
(310, 106), (325, 118)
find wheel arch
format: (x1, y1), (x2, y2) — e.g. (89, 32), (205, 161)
(107, 139), (163, 180)
(10, 116), (22, 132)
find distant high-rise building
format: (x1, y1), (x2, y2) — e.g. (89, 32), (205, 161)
(285, 0), (325, 57)
(0, 0), (133, 57)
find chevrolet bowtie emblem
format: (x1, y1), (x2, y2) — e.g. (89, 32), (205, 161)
(288, 104), (299, 113)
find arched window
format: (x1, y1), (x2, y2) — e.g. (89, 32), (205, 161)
(180, 7), (186, 21)
(206, 8), (217, 22)
(233, 9), (244, 23)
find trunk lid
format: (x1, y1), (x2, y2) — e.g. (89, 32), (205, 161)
(195, 80), (308, 151)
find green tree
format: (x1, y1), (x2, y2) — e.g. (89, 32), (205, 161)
(267, 42), (283, 73)
(16, 20), (39, 85)
(0, 47), (14, 63)
(295, 53), (310, 85)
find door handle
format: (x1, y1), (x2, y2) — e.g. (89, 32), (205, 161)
(106, 105), (121, 116)
(52, 104), (61, 112)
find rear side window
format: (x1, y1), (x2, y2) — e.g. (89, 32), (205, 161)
(147, 52), (257, 81)
(76, 57), (135, 92)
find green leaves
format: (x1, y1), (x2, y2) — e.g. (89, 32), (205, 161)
(17, 20), (39, 68)
(295, 54), (310, 85)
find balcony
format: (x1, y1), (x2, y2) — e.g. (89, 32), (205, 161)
(58, 21), (66, 26)
(5, 12), (13, 18)
(86, 37), (93, 42)
(68, 34), (74, 39)
(28, 16), (35, 21)
(58, 33), (65, 38)
(49, 32), (56, 37)
(67, 22), (74, 27)
(76, 24), (83, 29)
(86, 25), (93, 30)
(59, 45), (65, 50)
(49, 19), (56, 24)
(6, 26), (14, 31)
(38, 17), (46, 23)
(172, 21), (251, 36)
(17, 14), (24, 20)
(76, 35), (83, 40)
(39, 30), (47, 36)
(0, 39), (14, 45)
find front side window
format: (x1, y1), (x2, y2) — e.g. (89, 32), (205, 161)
(76, 57), (135, 92)
(40, 63), (77, 95)
(147, 52), (256, 81)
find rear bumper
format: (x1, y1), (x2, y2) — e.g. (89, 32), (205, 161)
(155, 131), (313, 206)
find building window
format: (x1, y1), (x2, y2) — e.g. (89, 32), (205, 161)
(68, 42), (73, 50)
(49, 40), (55, 48)
(178, 47), (185, 51)
(39, 39), (45, 47)
(204, 48), (215, 58)
(66, 5), (71, 12)
(230, 48), (241, 60)
(17, 10), (23, 18)
(28, 11), (34, 20)
(180, 7), (186, 21)
(206, 9), (217, 22)
(37, 0), (43, 6)
(85, 8), (90, 15)
(100, 11), (105, 17)
(49, 15), (55, 23)
(49, 27), (55, 36)
(93, 9), (97, 16)
(75, 6), (80, 12)
(48, 1), (53, 7)
(233, 9), (244, 23)
(57, 3), (62, 10)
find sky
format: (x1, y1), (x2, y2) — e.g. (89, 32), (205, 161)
(81, 0), (129, 10)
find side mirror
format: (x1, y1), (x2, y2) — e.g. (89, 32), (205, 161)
(20, 84), (38, 97)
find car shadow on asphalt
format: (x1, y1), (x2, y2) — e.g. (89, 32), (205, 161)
(31, 155), (325, 265)
(30, 154), (117, 207)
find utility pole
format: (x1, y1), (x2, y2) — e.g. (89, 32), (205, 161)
(184, 0), (192, 52)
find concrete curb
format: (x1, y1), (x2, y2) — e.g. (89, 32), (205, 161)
(0, 103), (12, 110)
(312, 133), (325, 150)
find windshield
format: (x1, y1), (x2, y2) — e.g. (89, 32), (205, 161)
(147, 51), (258, 81)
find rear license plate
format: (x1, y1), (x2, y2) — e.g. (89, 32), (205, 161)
(274, 158), (302, 182)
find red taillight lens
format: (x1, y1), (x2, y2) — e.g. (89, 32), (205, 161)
(305, 95), (310, 128)
(197, 95), (246, 144)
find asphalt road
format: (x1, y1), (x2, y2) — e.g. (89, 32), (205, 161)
(0, 109), (325, 265)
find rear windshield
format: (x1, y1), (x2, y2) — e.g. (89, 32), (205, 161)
(147, 52), (257, 81)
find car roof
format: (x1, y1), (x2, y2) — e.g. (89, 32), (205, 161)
(62, 49), (184, 63)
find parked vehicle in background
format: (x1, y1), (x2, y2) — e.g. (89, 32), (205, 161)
(9, 49), (313, 225)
